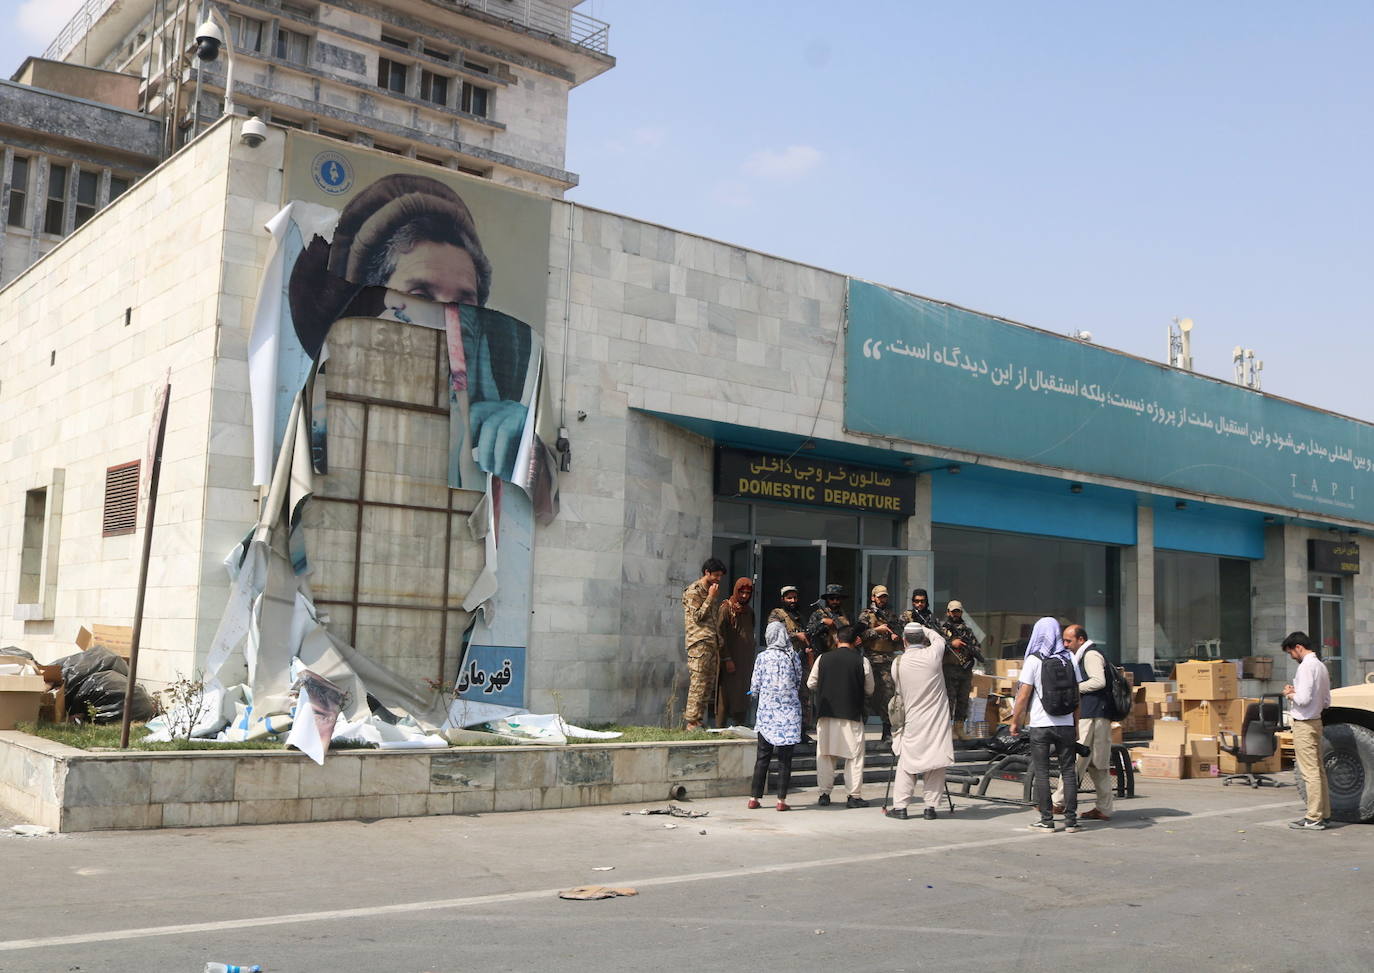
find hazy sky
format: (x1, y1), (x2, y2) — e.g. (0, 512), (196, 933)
(6, 1), (1371, 421)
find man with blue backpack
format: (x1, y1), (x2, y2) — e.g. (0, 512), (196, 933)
(1008, 617), (1082, 833)
(1051, 625), (1124, 822)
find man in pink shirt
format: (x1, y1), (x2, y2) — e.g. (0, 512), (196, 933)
(1281, 631), (1333, 830)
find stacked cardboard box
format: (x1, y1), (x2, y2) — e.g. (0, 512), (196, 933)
(0, 656), (51, 729)
(1137, 660), (1278, 778)
(1143, 680), (1181, 719)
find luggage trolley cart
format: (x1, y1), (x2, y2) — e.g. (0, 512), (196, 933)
(942, 742), (1136, 809)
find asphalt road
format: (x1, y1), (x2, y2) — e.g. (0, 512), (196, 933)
(1, 770), (1369, 973)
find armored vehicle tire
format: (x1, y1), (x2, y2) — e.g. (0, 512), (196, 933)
(1295, 722), (1374, 823)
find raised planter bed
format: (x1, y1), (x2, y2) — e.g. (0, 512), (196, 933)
(0, 730), (753, 832)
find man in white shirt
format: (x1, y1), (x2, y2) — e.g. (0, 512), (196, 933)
(1051, 625), (1115, 821)
(1282, 631), (1332, 830)
(1008, 617), (1081, 833)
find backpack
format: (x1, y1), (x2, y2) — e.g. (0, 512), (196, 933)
(1037, 653), (1080, 717)
(1095, 649), (1134, 720)
(887, 663), (906, 733)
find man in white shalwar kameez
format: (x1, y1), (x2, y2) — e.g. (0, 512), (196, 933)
(886, 624), (955, 820)
(807, 624), (874, 808)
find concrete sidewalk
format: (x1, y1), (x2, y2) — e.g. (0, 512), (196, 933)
(2, 770), (1369, 972)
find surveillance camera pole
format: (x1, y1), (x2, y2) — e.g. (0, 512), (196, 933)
(190, 4), (237, 138)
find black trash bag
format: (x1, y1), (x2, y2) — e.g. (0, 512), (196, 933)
(55, 648), (152, 723)
(986, 723), (1030, 756)
(1, 646), (35, 661)
(56, 647), (128, 698)
(74, 670), (155, 724)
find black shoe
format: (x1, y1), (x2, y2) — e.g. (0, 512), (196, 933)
(880, 723), (892, 742)
(846, 796), (869, 808)
(885, 806), (908, 820)
(817, 793), (831, 806)
(923, 807), (937, 820)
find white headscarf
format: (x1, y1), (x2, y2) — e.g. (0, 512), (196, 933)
(764, 619), (791, 653)
(1024, 616), (1067, 661)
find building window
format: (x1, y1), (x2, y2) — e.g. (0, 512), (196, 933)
(280, 2), (315, 20)
(1154, 550), (1252, 665)
(461, 82), (489, 117)
(933, 525), (1122, 661)
(420, 70), (449, 106)
(109, 175), (131, 200)
(19, 488), (47, 603)
(102, 461), (140, 536)
(463, 59), (491, 75)
(74, 170), (99, 229)
(6, 155), (29, 227)
(229, 14), (266, 53)
(44, 163), (69, 235)
(456, 163), (489, 178)
(424, 47), (451, 62)
(275, 27), (310, 65)
(378, 57), (407, 94)
(380, 33), (410, 51)
(272, 116), (305, 130)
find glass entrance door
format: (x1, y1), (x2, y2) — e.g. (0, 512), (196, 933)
(863, 549), (933, 615)
(757, 540), (825, 626)
(1308, 593), (1344, 687)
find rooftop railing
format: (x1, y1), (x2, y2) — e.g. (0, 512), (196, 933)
(446, 0), (610, 54)
(43, 0), (113, 60)
(45, 0), (610, 62)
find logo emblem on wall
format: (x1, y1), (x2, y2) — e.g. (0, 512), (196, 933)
(311, 151), (354, 195)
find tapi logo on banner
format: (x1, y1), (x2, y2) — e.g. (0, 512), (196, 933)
(456, 644), (526, 705)
(311, 150), (353, 195)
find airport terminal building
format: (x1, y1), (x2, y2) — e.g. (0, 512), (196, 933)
(1, 118), (1369, 723)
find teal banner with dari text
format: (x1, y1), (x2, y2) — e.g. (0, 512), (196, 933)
(843, 280), (1374, 524)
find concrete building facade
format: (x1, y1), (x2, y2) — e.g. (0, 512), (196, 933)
(1, 61), (163, 287)
(1, 119), (1369, 725)
(42, 0), (612, 195)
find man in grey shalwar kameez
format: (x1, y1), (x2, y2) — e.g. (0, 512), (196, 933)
(886, 623), (955, 820)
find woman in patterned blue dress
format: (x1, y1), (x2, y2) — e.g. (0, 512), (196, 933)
(748, 620), (804, 810)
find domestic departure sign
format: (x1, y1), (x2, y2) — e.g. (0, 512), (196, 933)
(715, 447), (915, 516)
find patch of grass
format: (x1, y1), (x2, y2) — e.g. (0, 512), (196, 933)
(20, 722), (290, 752)
(16, 721), (740, 752)
(587, 724), (723, 743)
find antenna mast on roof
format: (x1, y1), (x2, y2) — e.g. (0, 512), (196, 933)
(1168, 317), (1194, 371)
(1233, 346), (1263, 390)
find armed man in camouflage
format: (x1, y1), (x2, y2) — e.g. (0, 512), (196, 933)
(682, 557), (727, 730)
(899, 588), (938, 630)
(768, 586), (810, 659)
(805, 584), (851, 656)
(769, 585), (814, 732)
(940, 599), (985, 739)
(858, 585), (902, 740)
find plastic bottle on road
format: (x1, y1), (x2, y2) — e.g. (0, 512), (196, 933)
(204, 964), (263, 972)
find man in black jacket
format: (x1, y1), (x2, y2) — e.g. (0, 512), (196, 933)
(1052, 624), (1115, 821)
(806, 625), (874, 808)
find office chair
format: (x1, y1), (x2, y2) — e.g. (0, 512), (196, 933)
(1218, 694), (1283, 788)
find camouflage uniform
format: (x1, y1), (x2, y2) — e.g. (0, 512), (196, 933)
(805, 607), (850, 656)
(682, 578), (721, 726)
(940, 613), (982, 723)
(899, 606), (938, 630)
(858, 603), (902, 730)
(804, 605), (849, 733)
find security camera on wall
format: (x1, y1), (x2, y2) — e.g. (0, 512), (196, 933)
(241, 117), (268, 147)
(195, 21), (224, 61)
